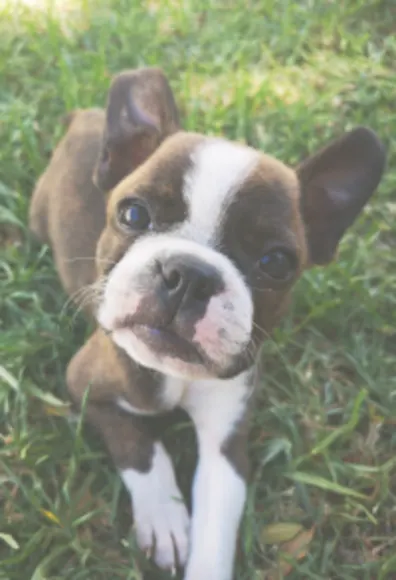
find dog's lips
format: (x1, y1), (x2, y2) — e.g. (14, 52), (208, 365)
(114, 317), (204, 365)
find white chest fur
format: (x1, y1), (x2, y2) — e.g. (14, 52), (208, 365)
(180, 371), (252, 442)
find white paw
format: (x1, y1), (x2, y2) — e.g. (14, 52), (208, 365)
(134, 493), (190, 569)
(121, 442), (190, 570)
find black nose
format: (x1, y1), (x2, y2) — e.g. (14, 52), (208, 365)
(158, 255), (223, 315)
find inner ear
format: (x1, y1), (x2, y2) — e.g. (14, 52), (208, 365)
(93, 68), (181, 193)
(297, 127), (386, 265)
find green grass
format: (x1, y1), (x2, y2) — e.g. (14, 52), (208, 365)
(1, 0), (396, 578)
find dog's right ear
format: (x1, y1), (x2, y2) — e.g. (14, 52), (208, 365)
(297, 127), (386, 265)
(93, 68), (180, 192)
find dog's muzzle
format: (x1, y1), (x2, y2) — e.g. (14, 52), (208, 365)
(98, 236), (254, 379)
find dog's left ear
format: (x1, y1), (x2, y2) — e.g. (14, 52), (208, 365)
(297, 127), (386, 265)
(94, 68), (180, 192)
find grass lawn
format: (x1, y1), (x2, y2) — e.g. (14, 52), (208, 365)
(1, 0), (396, 578)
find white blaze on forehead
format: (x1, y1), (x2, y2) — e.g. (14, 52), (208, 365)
(183, 139), (260, 244)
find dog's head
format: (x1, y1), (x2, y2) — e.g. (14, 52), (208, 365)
(95, 71), (386, 381)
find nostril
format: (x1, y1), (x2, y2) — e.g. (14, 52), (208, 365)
(164, 268), (182, 291)
(192, 277), (216, 302)
(159, 256), (223, 305)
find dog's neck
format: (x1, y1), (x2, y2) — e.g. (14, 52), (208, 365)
(110, 331), (255, 417)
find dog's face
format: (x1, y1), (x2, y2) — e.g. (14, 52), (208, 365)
(97, 133), (307, 379)
(96, 128), (385, 380)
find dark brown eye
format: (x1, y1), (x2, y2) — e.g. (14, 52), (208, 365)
(118, 199), (152, 231)
(259, 250), (295, 280)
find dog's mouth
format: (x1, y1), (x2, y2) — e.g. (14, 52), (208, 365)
(115, 317), (205, 365)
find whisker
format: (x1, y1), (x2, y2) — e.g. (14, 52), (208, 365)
(251, 320), (271, 340)
(61, 256), (116, 265)
(60, 275), (108, 323)
(249, 286), (277, 294)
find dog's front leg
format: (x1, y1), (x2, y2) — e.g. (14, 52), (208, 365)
(78, 401), (190, 571)
(185, 429), (247, 580)
(182, 371), (252, 580)
(66, 341), (189, 572)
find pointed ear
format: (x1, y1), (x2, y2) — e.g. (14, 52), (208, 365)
(93, 67), (181, 192)
(297, 127), (386, 265)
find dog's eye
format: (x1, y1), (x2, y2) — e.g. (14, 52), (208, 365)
(118, 200), (152, 231)
(259, 250), (295, 280)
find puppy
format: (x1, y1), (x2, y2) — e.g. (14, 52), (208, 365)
(30, 68), (386, 580)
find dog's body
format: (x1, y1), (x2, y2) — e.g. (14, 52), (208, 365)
(30, 68), (386, 579)
(30, 108), (106, 299)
